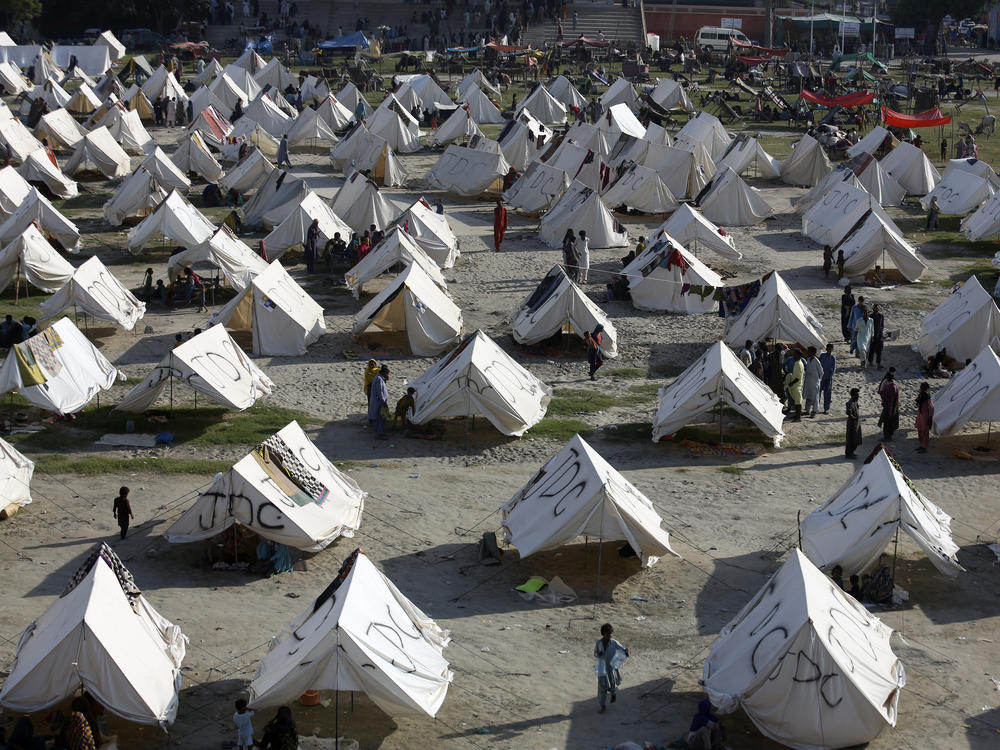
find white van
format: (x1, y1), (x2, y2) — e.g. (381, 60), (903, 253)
(695, 26), (751, 52)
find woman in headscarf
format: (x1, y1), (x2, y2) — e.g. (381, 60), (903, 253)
(561, 228), (577, 281)
(915, 381), (933, 452)
(845, 387), (862, 459)
(259, 706), (298, 750)
(363, 358), (380, 423)
(586, 325), (605, 380)
(66, 697), (96, 750)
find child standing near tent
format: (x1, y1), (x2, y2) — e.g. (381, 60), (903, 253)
(594, 623), (628, 713)
(112, 487), (133, 540)
(233, 699), (254, 750)
(492, 199), (508, 251)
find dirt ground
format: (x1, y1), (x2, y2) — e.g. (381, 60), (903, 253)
(1, 103), (1000, 750)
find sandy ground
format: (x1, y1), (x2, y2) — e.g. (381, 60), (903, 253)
(1, 118), (1000, 750)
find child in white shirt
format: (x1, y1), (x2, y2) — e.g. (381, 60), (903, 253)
(233, 698), (254, 750)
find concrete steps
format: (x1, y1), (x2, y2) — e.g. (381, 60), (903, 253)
(521, 2), (644, 47)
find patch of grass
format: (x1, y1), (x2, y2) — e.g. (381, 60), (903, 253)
(33, 454), (231, 476)
(717, 466), (745, 476)
(526, 417), (592, 441)
(626, 382), (662, 400)
(649, 363), (686, 378)
(587, 421), (650, 443)
(606, 367), (646, 379)
(674, 422), (765, 444)
(547, 388), (619, 415)
(928, 261), (998, 290)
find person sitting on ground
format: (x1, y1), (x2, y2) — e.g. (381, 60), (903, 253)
(866, 264), (886, 285)
(202, 183), (225, 207)
(227, 188), (243, 207)
(687, 699), (724, 750)
(393, 386), (416, 430)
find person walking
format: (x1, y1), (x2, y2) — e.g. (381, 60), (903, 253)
(586, 326), (605, 380)
(233, 699), (255, 750)
(915, 381), (933, 452)
(577, 230), (590, 282)
(562, 228), (577, 280)
(277, 134), (292, 168)
(840, 285), (855, 342)
(845, 388), (862, 459)
(819, 343), (836, 414)
(304, 218), (319, 273)
(822, 244), (833, 278)
(836, 249), (845, 280)
(112, 487), (133, 540)
(878, 370), (899, 440)
(369, 365), (390, 439)
(594, 623), (628, 714)
(784, 349), (805, 421)
(492, 198), (508, 251)
(926, 194), (940, 230)
(166, 97), (177, 127)
(867, 303), (885, 368)
(854, 308), (874, 367)
(803, 346), (823, 417)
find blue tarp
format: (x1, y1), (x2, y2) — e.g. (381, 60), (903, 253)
(318, 32), (370, 50)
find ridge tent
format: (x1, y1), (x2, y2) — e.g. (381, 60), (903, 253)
(396, 73), (452, 110)
(170, 131), (224, 182)
(336, 81), (370, 120)
(119, 55), (153, 82)
(232, 48), (266, 74)
(511, 265), (617, 354)
(648, 78), (695, 112)
(33, 108), (86, 151)
(497, 110), (553, 170)
(127, 190), (215, 252)
(920, 167), (994, 216)
(366, 98), (422, 153)
(223, 118), (279, 161)
(696, 166), (773, 225)
(0, 110), (45, 163)
(103, 166), (169, 226)
(780, 133), (832, 186)
(944, 157), (1000, 187)
(847, 125), (893, 157)
(801, 180), (896, 246)
(49, 45), (110, 75)
(344, 225), (447, 298)
(652, 340), (785, 445)
(94, 70), (127, 101)
(701, 549), (905, 750)
(932, 345), (1000, 436)
(328, 124), (406, 186)
(502, 160), (570, 214)
(880, 141), (940, 195)
(67, 82), (103, 116)
(241, 170), (310, 229)
(793, 166), (862, 218)
(0, 166), (32, 220)
(716, 134), (781, 179)
(539, 181), (629, 249)
(501, 434), (676, 565)
(643, 122), (673, 145)
(723, 271), (826, 350)
(428, 104), (483, 147)
(314, 93), (353, 130)
(0, 187), (80, 251)
(674, 111), (732, 160)
(329, 170), (400, 234)
(26, 78), (71, 109)
(515, 84), (568, 124)
(284, 107), (339, 152)
(262, 190), (351, 256)
(547, 74), (587, 110)
(0, 223), (75, 293)
(426, 144), (510, 197)
(188, 105), (233, 149)
(835, 211), (926, 282)
(191, 58), (223, 88)
(844, 151), (906, 207)
(116, 324), (273, 412)
(643, 141), (715, 199)
(352, 262), (463, 356)
(916, 275), (1000, 362)
(395, 197), (460, 268)
(253, 58), (298, 92)
(140, 147), (191, 192)
(101, 107), (154, 156)
(17, 149), (78, 199)
(0, 543), (187, 726)
(600, 76), (639, 110)
(596, 102), (646, 141)
(211, 260), (325, 355)
(94, 30), (126, 59)
(189, 84), (234, 120)
(243, 94), (291, 137)
(408, 330), (552, 436)
(141, 65), (187, 104)
(40, 256), (145, 330)
(0, 60), (27, 95)
(623, 235), (723, 314)
(0, 317), (124, 413)
(456, 69), (500, 99)
(221, 148), (276, 195)
(652, 204), (741, 259)
(166, 420), (363, 549)
(248, 549), (452, 716)
(0, 437), (33, 512)
(458, 83), (505, 124)
(961, 189), (1000, 240)
(801, 445), (963, 577)
(167, 225), (267, 292)
(538, 138), (603, 191)
(63, 127), (131, 179)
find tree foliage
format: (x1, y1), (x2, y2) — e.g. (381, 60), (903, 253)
(892, 0), (990, 29)
(0, 0), (43, 25)
(38, 0), (209, 37)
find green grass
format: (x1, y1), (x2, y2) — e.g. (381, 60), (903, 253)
(928, 261), (998, 290)
(649, 363), (686, 378)
(587, 421), (650, 443)
(33, 455), (231, 476)
(605, 367), (646, 379)
(717, 466), (746, 476)
(674, 422), (766, 444)
(526, 417), (592, 441)
(626, 382), (662, 400)
(547, 388), (619, 416)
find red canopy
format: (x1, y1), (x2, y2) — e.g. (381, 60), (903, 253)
(881, 106), (952, 128)
(801, 89), (875, 107)
(738, 55), (771, 65)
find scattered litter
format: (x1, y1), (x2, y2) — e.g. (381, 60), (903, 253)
(408, 474), (420, 479)
(559, 650), (568, 654)
(284, 593), (299, 599)
(634, 616), (646, 621)
(989, 676), (1000, 691)
(515, 576), (577, 605)
(481, 647), (490, 653)
(631, 596), (648, 602)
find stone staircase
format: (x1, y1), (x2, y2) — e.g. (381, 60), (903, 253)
(520, 1), (645, 47)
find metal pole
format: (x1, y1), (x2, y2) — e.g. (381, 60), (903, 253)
(335, 627), (340, 750)
(890, 497), (901, 587)
(809, 0), (815, 56)
(719, 399), (724, 444)
(841, 0), (847, 54)
(797, 510), (802, 549)
(595, 497), (605, 607)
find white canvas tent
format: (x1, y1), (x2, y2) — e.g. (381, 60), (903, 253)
(836, 211), (926, 282)
(0, 437), (33, 510)
(675, 112), (732, 161)
(241, 170), (310, 229)
(701, 549), (905, 750)
(34, 108), (86, 151)
(596, 103), (646, 141)
(243, 94), (291, 137)
(253, 58), (298, 92)
(211, 261), (325, 356)
(723, 272), (826, 350)
(849, 152), (907, 207)
(649, 78), (694, 112)
(103, 166), (168, 226)
(600, 76), (640, 110)
(0, 188), (80, 251)
(944, 157), (1000, 187)
(248, 549), (452, 716)
(515, 84), (567, 124)
(600, 162), (678, 214)
(716, 134), (781, 179)
(128, 190), (215, 252)
(170, 132), (223, 182)
(652, 341), (785, 445)
(328, 124), (406, 186)
(0, 317), (123, 413)
(801, 445), (963, 576)
(314, 93), (354, 130)
(345, 225), (446, 298)
(222, 118), (279, 161)
(188, 105), (232, 149)
(0, 166), (31, 220)
(502, 161), (570, 214)
(497, 111), (553, 170)
(17, 149), (78, 199)
(696, 167), (773, 225)
(0, 543), (187, 726)
(63, 126), (131, 179)
(396, 74), (451, 110)
(880, 141), (940, 195)
(396, 198), (460, 268)
(284, 107), (339, 152)
(780, 134), (832, 186)
(932, 344), (1000, 436)
(428, 105), (483, 147)
(456, 69), (500, 99)
(104, 107), (153, 155)
(501, 434), (676, 566)
(117, 324), (273, 412)
(623, 236), (723, 314)
(540, 181), (629, 249)
(222, 148), (276, 195)
(847, 126), (892, 157)
(262, 190), (351, 256)
(643, 141), (715, 199)
(167, 226), (266, 292)
(0, 109), (44, 163)
(652, 204), (741, 259)
(141, 65), (187, 104)
(0, 223), (75, 293)
(408, 330), (552, 436)
(366, 98), (421, 153)
(232, 48), (266, 74)
(352, 263), (463, 356)
(94, 30), (126, 60)
(542, 138), (604, 191)
(920, 166), (994, 216)
(40, 256), (145, 330)
(426, 144), (510, 197)
(960, 189), (1000, 240)
(548, 74), (588, 110)
(329, 171), (400, 233)
(458, 83), (504, 124)
(67, 82), (103, 116)
(0, 60), (27, 95)
(140, 147), (191, 191)
(512, 265), (617, 354)
(916, 275), (1000, 362)
(336, 82), (370, 120)
(801, 181), (896, 247)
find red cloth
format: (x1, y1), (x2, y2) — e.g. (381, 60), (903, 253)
(881, 106), (951, 128)
(493, 206), (508, 250)
(801, 89), (874, 108)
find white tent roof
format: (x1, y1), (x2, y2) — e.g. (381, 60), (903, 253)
(223, 118), (279, 160)
(497, 111), (553, 170)
(262, 190), (351, 256)
(456, 69), (499, 99)
(796, 167), (863, 216)
(140, 147), (191, 192)
(0, 166), (31, 221)
(780, 134), (832, 186)
(653, 341), (785, 444)
(0, 109), (45, 162)
(623, 235), (723, 314)
(652, 204), (741, 260)
(850, 152), (907, 207)
(916, 275), (1000, 361)
(67, 82), (103, 116)
(330, 170), (401, 233)
(459, 83), (504, 125)
(241, 170), (310, 229)
(352, 262), (463, 356)
(801, 181), (896, 247)
(801, 446), (963, 577)
(253, 58), (298, 92)
(34, 108), (86, 151)
(723, 271), (826, 349)
(314, 93), (353, 129)
(716, 134), (781, 179)
(836, 211), (926, 282)
(40, 256), (145, 330)
(643, 141), (715, 199)
(503, 160), (570, 214)
(0, 436), (33, 509)
(0, 60), (27, 95)
(932, 344), (1000, 436)
(117, 324), (273, 412)
(248, 549), (452, 716)
(596, 102), (646, 142)
(285, 107), (339, 151)
(17, 148), (78, 199)
(64, 126), (131, 179)
(880, 142), (940, 195)
(702, 549), (905, 750)
(409, 330), (552, 436)
(232, 48), (266, 74)
(191, 58), (224, 87)
(548, 74), (587, 110)
(512, 265), (617, 353)
(847, 126), (891, 158)
(920, 166), (994, 216)
(0, 223), (75, 293)
(366, 98), (422, 153)
(243, 94), (291, 137)
(600, 76), (640, 110)
(395, 197), (460, 268)
(128, 190), (215, 252)
(329, 124), (406, 186)
(396, 74), (451, 110)
(170, 131), (223, 182)
(222, 148), (276, 195)
(50, 45), (110, 75)
(336, 82), (370, 119)
(95, 30), (126, 59)
(426, 144), (509, 197)
(516, 84), (567, 124)
(103, 166), (167, 226)
(104, 107), (154, 155)
(428, 105), (483, 147)
(501, 433), (676, 565)
(141, 65), (187, 104)
(675, 112), (732, 161)
(345, 225), (446, 298)
(188, 105), (232, 149)
(945, 157), (1000, 187)
(0, 544), (187, 726)
(697, 166), (773, 226)
(27, 78), (71, 109)
(649, 78), (694, 112)
(540, 181), (629, 249)
(961, 189), (1000, 240)
(0, 187), (80, 251)
(168, 225), (267, 292)
(0, 317), (123, 413)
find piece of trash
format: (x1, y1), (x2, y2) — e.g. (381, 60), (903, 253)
(408, 474), (420, 478)
(989, 543), (1000, 562)
(559, 650), (568, 654)
(285, 593), (299, 599)
(158, 504), (168, 510)
(631, 596), (648, 602)
(989, 676), (1000, 691)
(515, 577), (547, 593)
(320, 699), (332, 708)
(635, 616), (646, 621)
(481, 647), (490, 653)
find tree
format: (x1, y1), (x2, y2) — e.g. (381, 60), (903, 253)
(0, 0), (42, 25)
(892, 0), (989, 28)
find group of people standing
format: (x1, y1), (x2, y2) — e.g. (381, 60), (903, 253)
(839, 286), (886, 369)
(738, 340), (837, 419)
(561, 228), (591, 283)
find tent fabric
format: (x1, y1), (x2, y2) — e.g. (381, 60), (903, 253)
(801, 181), (896, 247)
(456, 69), (500, 100)
(117, 324), (273, 412)
(697, 167), (773, 225)
(652, 341), (785, 445)
(0, 110), (45, 163)
(0, 544), (187, 726)
(847, 152), (906, 207)
(102, 107), (154, 156)
(0, 60), (27, 95)
(222, 118), (279, 161)
(648, 78), (694, 112)
(140, 147), (191, 192)
(211, 261), (325, 356)
(262, 190), (352, 256)
(623, 235), (723, 314)
(512, 265), (617, 354)
(396, 74), (452, 110)
(600, 76), (639, 110)
(408, 330), (552, 436)
(191, 58), (224, 87)
(167, 226), (266, 292)
(336, 82), (370, 120)
(428, 105), (483, 147)
(501, 434), (676, 565)
(243, 94), (291, 137)
(540, 181), (628, 249)
(880, 141), (940, 195)
(780, 134), (832, 186)
(241, 170), (310, 229)
(396, 197), (460, 268)
(330, 170), (400, 234)
(352, 262), (463, 356)
(188, 106), (233, 149)
(919, 167), (994, 216)
(601, 162), (678, 214)
(961, 189), (1000, 240)
(716, 134), (781, 179)
(881, 106), (951, 128)
(702, 549), (905, 750)
(916, 275), (1000, 362)
(314, 93), (354, 130)
(17, 149), (78, 199)
(166, 420), (363, 549)
(836, 211), (926, 282)
(503, 161), (570, 214)
(64, 127), (131, 179)
(801, 88), (874, 107)
(596, 103), (646, 141)
(128, 190), (215, 252)
(103, 166), (168, 226)
(0, 436), (33, 509)
(0, 223), (75, 293)
(548, 74), (587, 110)
(253, 58), (298, 92)
(329, 124), (407, 186)
(847, 125), (894, 158)
(94, 30), (126, 60)
(652, 204), (741, 260)
(40, 256), (145, 330)
(345, 225), (447, 298)
(49, 45), (110, 75)
(0, 187), (80, 251)
(801, 446), (963, 577)
(459, 83), (505, 124)
(284, 107), (339, 151)
(497, 111), (553, 170)
(170, 132), (224, 182)
(0, 166), (33, 220)
(222, 148), (276, 195)
(141, 65), (187, 104)
(426, 144), (510, 197)
(643, 141), (715, 199)
(945, 157), (1000, 187)
(675, 112), (732, 161)
(932, 345), (1000, 436)
(366, 98), (422, 154)
(27, 78), (71, 109)
(0, 317), (123, 413)
(248, 549), (451, 716)
(34, 109), (86, 151)
(724, 272), (826, 350)
(232, 48), (266, 73)
(516, 84), (568, 124)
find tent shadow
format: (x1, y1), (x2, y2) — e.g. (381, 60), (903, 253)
(693, 549), (783, 635)
(117, 331), (183, 365)
(967, 706), (1000, 749)
(912, 543), (1000, 625)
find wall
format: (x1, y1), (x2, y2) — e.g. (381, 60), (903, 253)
(643, 5), (811, 44)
